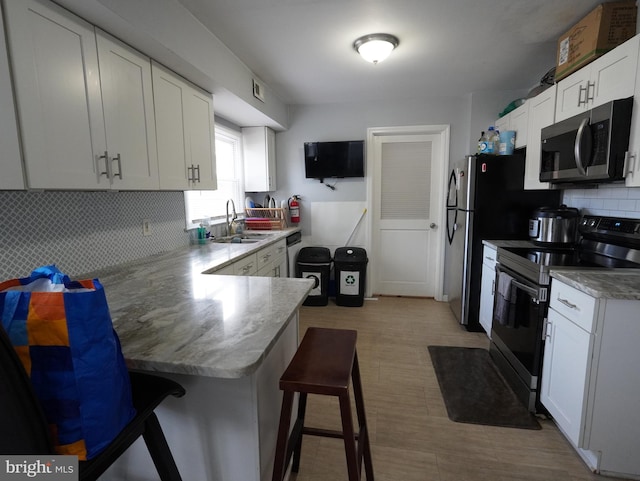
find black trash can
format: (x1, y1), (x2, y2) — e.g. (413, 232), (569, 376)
(334, 247), (368, 307)
(296, 247), (332, 306)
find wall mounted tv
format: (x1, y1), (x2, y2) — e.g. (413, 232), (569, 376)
(304, 140), (365, 179)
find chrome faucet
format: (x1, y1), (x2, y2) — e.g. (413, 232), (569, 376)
(226, 199), (237, 236)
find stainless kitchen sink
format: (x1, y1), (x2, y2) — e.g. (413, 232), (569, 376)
(212, 233), (270, 244)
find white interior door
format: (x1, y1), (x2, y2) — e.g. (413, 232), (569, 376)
(370, 128), (447, 298)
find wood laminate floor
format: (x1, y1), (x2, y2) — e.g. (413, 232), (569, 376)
(292, 296), (627, 481)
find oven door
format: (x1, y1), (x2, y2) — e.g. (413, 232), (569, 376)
(491, 263), (548, 385)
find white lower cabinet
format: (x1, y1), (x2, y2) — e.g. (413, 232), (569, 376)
(478, 245), (497, 338)
(541, 278), (640, 477)
(233, 253), (258, 276)
(213, 264), (235, 276)
(212, 241), (288, 277)
(257, 240), (287, 277)
(540, 307), (592, 446)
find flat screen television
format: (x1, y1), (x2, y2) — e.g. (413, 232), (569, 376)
(304, 141), (365, 179)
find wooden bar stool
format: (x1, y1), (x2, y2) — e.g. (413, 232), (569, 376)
(272, 327), (374, 481)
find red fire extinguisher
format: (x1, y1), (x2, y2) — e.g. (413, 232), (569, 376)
(288, 195), (301, 224)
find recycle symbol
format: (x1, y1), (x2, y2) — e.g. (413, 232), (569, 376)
(345, 275), (356, 285)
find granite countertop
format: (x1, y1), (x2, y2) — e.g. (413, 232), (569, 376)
(81, 228), (314, 379)
(551, 270), (640, 300)
(482, 239), (537, 249)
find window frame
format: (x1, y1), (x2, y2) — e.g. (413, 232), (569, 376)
(183, 124), (244, 230)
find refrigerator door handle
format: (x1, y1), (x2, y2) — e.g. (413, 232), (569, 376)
(446, 170), (458, 207)
(446, 208), (457, 245)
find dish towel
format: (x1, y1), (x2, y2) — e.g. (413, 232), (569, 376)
(494, 271), (517, 327)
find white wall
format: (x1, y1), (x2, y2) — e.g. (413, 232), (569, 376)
(269, 96), (471, 241)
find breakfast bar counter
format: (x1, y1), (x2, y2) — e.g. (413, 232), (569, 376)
(82, 238), (314, 481)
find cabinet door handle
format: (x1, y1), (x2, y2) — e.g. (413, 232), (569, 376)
(624, 151), (635, 175)
(578, 85), (588, 106)
(586, 81), (595, 103)
(557, 296), (579, 310)
(491, 279), (495, 296)
(99, 151), (112, 180)
(194, 164), (201, 183)
(187, 165), (194, 182)
(542, 318), (552, 341)
(112, 153), (122, 179)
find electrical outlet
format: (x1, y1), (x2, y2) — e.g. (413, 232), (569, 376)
(142, 219), (151, 236)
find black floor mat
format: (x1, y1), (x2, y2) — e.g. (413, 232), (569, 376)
(428, 346), (541, 430)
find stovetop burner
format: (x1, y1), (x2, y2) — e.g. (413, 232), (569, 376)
(501, 247), (583, 268)
(497, 215), (640, 285)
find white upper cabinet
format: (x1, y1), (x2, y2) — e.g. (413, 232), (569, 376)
(3, 0), (159, 190)
(524, 85), (556, 190)
(185, 86), (217, 190)
(3, 0), (107, 189)
(509, 104), (529, 149)
(153, 61), (217, 190)
(625, 39), (640, 187)
(243, 126), (276, 192)
(96, 29), (159, 190)
(493, 102), (529, 150)
(0, 6), (24, 190)
(152, 64), (188, 190)
(494, 115), (509, 136)
(555, 35), (639, 122)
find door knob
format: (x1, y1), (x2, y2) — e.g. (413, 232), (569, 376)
(430, 223), (437, 229)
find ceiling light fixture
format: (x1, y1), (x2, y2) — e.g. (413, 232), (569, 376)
(353, 33), (399, 64)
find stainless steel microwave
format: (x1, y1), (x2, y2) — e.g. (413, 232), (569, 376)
(540, 97), (633, 184)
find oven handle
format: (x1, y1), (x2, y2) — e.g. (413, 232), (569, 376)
(496, 263), (547, 304)
(510, 278), (540, 301)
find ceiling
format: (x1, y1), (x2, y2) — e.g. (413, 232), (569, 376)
(176, 0), (606, 106)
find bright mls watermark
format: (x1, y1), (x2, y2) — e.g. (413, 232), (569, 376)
(0, 456), (77, 480)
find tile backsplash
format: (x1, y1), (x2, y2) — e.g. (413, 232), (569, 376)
(0, 191), (189, 280)
(562, 185), (640, 218)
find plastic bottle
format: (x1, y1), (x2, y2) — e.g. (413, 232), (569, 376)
(485, 126), (498, 154)
(477, 131), (486, 154)
(197, 224), (207, 244)
(490, 127), (500, 154)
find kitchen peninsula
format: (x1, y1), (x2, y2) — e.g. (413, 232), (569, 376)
(81, 232), (314, 481)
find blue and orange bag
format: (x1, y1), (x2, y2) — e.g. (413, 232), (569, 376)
(0, 265), (135, 460)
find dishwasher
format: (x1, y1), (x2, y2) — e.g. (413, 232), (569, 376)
(286, 231), (303, 277)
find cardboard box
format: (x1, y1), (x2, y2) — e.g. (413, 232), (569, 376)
(555, 1), (637, 81)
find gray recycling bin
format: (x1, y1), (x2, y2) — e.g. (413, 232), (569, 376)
(296, 247), (332, 306)
(334, 247), (368, 307)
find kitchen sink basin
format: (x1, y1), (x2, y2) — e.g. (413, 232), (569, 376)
(212, 233), (269, 244)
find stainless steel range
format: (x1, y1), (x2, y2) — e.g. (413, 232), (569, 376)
(490, 215), (640, 412)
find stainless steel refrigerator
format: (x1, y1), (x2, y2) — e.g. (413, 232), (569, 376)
(445, 153), (560, 331)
